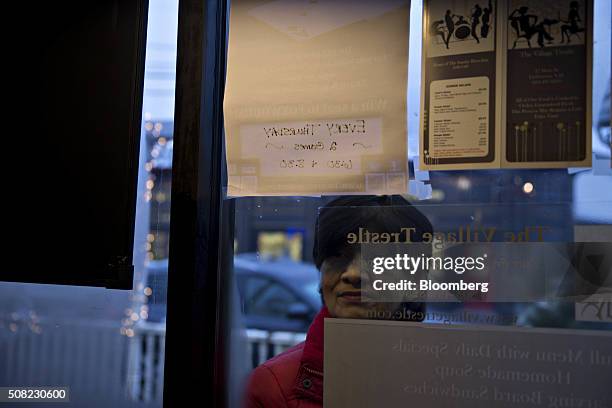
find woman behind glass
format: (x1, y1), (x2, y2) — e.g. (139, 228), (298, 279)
(244, 195), (433, 407)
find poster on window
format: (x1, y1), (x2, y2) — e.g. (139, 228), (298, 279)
(420, 0), (500, 170)
(420, 0), (592, 170)
(502, 0), (592, 168)
(224, 0), (411, 196)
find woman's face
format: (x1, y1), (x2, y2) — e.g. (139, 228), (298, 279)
(320, 250), (400, 319)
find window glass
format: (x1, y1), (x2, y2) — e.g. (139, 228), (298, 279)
(0, 0), (178, 406)
(222, 1), (611, 407)
(247, 279), (299, 317)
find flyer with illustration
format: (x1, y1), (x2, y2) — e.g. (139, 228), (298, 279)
(224, 0), (411, 196)
(502, 0), (592, 168)
(421, 0), (500, 170)
(421, 0), (592, 170)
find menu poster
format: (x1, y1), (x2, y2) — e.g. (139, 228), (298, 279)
(502, 0), (592, 168)
(421, 0), (593, 170)
(224, 0), (411, 196)
(420, 0), (500, 170)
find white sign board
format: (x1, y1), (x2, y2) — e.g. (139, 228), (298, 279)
(325, 318), (612, 407)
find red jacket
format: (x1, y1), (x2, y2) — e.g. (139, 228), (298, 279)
(244, 307), (330, 407)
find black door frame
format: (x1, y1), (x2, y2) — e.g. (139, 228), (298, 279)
(163, 0), (230, 406)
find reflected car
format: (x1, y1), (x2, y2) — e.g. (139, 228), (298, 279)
(234, 253), (322, 332)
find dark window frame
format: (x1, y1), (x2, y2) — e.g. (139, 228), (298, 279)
(163, 0), (231, 406)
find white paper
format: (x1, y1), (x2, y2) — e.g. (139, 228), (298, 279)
(428, 76), (490, 159)
(224, 0), (411, 196)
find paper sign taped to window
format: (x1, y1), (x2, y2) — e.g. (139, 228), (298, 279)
(420, 0), (593, 170)
(224, 0), (411, 196)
